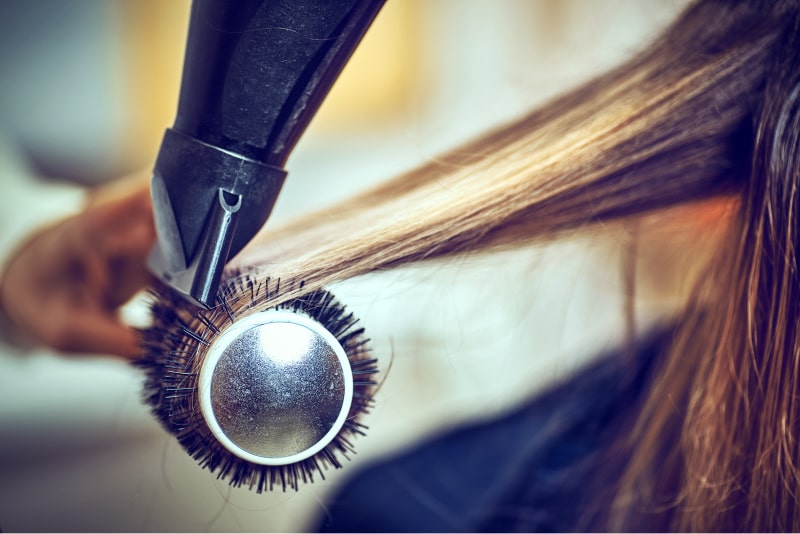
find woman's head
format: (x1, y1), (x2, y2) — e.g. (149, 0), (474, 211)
(128, 0), (800, 529)
(230, 1), (800, 530)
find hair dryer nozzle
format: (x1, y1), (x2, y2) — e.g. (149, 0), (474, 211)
(148, 129), (286, 308)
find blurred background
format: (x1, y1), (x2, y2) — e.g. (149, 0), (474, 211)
(0, 1), (687, 531)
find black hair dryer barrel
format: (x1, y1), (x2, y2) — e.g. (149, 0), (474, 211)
(147, 0), (385, 308)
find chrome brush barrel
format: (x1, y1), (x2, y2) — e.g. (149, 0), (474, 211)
(198, 310), (354, 465)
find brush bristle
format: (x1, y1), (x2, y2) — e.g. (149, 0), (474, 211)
(136, 274), (377, 492)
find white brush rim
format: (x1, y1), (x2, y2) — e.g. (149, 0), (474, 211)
(197, 309), (354, 466)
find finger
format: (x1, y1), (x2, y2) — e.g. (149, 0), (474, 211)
(106, 261), (158, 309)
(84, 185), (152, 227)
(79, 187), (153, 246)
(76, 201), (155, 260)
(37, 309), (142, 359)
(87, 178), (150, 204)
(100, 216), (156, 257)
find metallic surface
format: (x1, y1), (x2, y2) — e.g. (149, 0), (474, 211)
(198, 311), (353, 465)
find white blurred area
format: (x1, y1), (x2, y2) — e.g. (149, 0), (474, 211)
(0, 1), (687, 532)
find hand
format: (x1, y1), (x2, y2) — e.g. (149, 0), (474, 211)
(0, 186), (155, 358)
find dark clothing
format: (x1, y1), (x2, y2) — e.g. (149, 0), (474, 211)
(316, 329), (670, 532)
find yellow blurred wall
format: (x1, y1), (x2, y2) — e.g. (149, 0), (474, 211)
(121, 1), (419, 168)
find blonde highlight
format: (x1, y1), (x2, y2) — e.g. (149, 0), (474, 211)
(225, 1), (800, 529)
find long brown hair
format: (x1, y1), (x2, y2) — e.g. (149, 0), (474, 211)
(228, 0), (800, 529)
(617, 3), (800, 530)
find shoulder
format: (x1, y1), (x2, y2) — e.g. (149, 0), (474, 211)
(316, 326), (672, 532)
